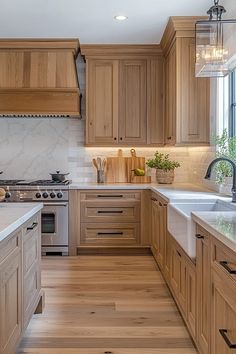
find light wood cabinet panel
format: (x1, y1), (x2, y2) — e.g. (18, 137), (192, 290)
(119, 60), (147, 144)
(86, 59), (119, 144)
(177, 37), (210, 144)
(165, 41), (176, 145)
(151, 194), (167, 271)
(196, 226), (211, 354)
(163, 21), (210, 146)
(0, 241), (22, 354)
(147, 58), (164, 145)
(186, 259), (197, 340)
(211, 269), (236, 354)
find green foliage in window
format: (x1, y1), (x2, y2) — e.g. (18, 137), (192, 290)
(213, 129), (236, 184)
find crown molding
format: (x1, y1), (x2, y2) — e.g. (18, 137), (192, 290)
(81, 44), (163, 58)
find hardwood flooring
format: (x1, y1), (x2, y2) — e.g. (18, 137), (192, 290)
(18, 255), (198, 354)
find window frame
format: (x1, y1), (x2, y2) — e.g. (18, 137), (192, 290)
(229, 69), (236, 137)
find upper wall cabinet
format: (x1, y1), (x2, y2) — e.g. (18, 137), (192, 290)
(161, 17), (210, 146)
(81, 46), (164, 147)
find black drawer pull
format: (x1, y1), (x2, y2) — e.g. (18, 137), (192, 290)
(97, 232), (124, 236)
(219, 329), (236, 348)
(97, 195), (123, 198)
(177, 250), (182, 257)
(97, 211), (123, 214)
(27, 222), (38, 231)
(196, 234), (204, 239)
(219, 261), (236, 274)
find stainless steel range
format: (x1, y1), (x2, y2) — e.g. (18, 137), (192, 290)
(0, 179), (70, 256)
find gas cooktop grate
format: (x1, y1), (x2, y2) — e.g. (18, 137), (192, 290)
(0, 179), (71, 186)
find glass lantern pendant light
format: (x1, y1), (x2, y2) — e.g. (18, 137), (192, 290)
(195, 0), (236, 77)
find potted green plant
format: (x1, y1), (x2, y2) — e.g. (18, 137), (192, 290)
(146, 151), (180, 184)
(213, 129), (236, 194)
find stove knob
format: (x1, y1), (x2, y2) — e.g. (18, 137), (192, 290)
(57, 191), (63, 199)
(5, 191), (11, 199)
(50, 192), (56, 199)
(35, 192), (42, 199)
(42, 192), (49, 199)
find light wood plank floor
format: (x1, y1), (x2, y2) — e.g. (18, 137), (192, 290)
(18, 255), (198, 354)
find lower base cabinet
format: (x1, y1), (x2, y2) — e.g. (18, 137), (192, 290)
(211, 269), (236, 354)
(0, 212), (42, 354)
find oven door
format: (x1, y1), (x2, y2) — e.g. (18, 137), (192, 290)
(41, 202), (68, 247)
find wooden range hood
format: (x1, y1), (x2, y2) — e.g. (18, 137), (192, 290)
(0, 39), (81, 117)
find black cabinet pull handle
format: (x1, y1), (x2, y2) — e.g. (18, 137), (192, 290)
(196, 234), (204, 239)
(114, 137), (117, 140)
(177, 250), (182, 257)
(97, 211), (123, 214)
(167, 136), (172, 140)
(97, 195), (123, 198)
(219, 261), (236, 274)
(27, 222), (38, 231)
(97, 232), (123, 236)
(120, 137), (123, 140)
(219, 329), (236, 348)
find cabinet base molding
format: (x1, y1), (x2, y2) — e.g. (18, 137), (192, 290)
(77, 246), (151, 256)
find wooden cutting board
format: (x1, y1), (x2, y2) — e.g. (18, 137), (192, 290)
(106, 149), (129, 183)
(127, 149), (146, 182)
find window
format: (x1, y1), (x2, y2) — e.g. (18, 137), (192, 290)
(229, 69), (236, 137)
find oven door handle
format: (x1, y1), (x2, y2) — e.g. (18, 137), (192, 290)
(43, 202), (68, 207)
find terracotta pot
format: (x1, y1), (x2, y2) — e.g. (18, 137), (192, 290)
(156, 169), (174, 184)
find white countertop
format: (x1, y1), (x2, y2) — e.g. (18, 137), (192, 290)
(192, 210), (236, 252)
(70, 182), (221, 203)
(0, 203), (43, 243)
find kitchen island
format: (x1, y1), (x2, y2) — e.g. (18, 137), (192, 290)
(0, 203), (43, 354)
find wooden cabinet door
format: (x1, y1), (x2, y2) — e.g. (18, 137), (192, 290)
(196, 228), (211, 354)
(170, 242), (181, 296)
(0, 250), (22, 354)
(186, 260), (197, 340)
(86, 59), (119, 145)
(165, 41), (176, 145)
(119, 60), (147, 144)
(151, 199), (159, 262)
(157, 200), (167, 270)
(212, 269), (236, 354)
(177, 37), (210, 145)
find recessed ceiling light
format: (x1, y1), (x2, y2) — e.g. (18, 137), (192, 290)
(114, 15), (128, 21)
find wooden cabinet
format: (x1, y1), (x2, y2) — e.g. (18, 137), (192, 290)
(211, 269), (236, 354)
(119, 60), (147, 144)
(196, 226), (211, 354)
(0, 231), (22, 354)
(82, 46), (164, 147)
(86, 59), (119, 144)
(162, 18), (210, 146)
(151, 193), (167, 271)
(169, 239), (187, 314)
(22, 214), (41, 329)
(80, 190), (141, 247)
(0, 212), (42, 354)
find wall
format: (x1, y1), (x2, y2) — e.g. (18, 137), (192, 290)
(0, 56), (215, 187)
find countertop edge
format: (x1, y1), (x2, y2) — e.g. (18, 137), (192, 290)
(192, 213), (236, 253)
(0, 203), (43, 243)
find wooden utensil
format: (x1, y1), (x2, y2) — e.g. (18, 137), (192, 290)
(0, 188), (6, 201)
(127, 149), (146, 182)
(106, 149), (128, 183)
(97, 157), (102, 170)
(92, 158), (99, 170)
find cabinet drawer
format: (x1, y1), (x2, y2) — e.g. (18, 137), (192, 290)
(80, 191), (141, 201)
(81, 201), (140, 223)
(80, 223), (140, 245)
(23, 215), (40, 237)
(211, 238), (236, 285)
(0, 230), (21, 264)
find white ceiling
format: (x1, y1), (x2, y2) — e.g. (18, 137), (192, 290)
(0, 0), (229, 44)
